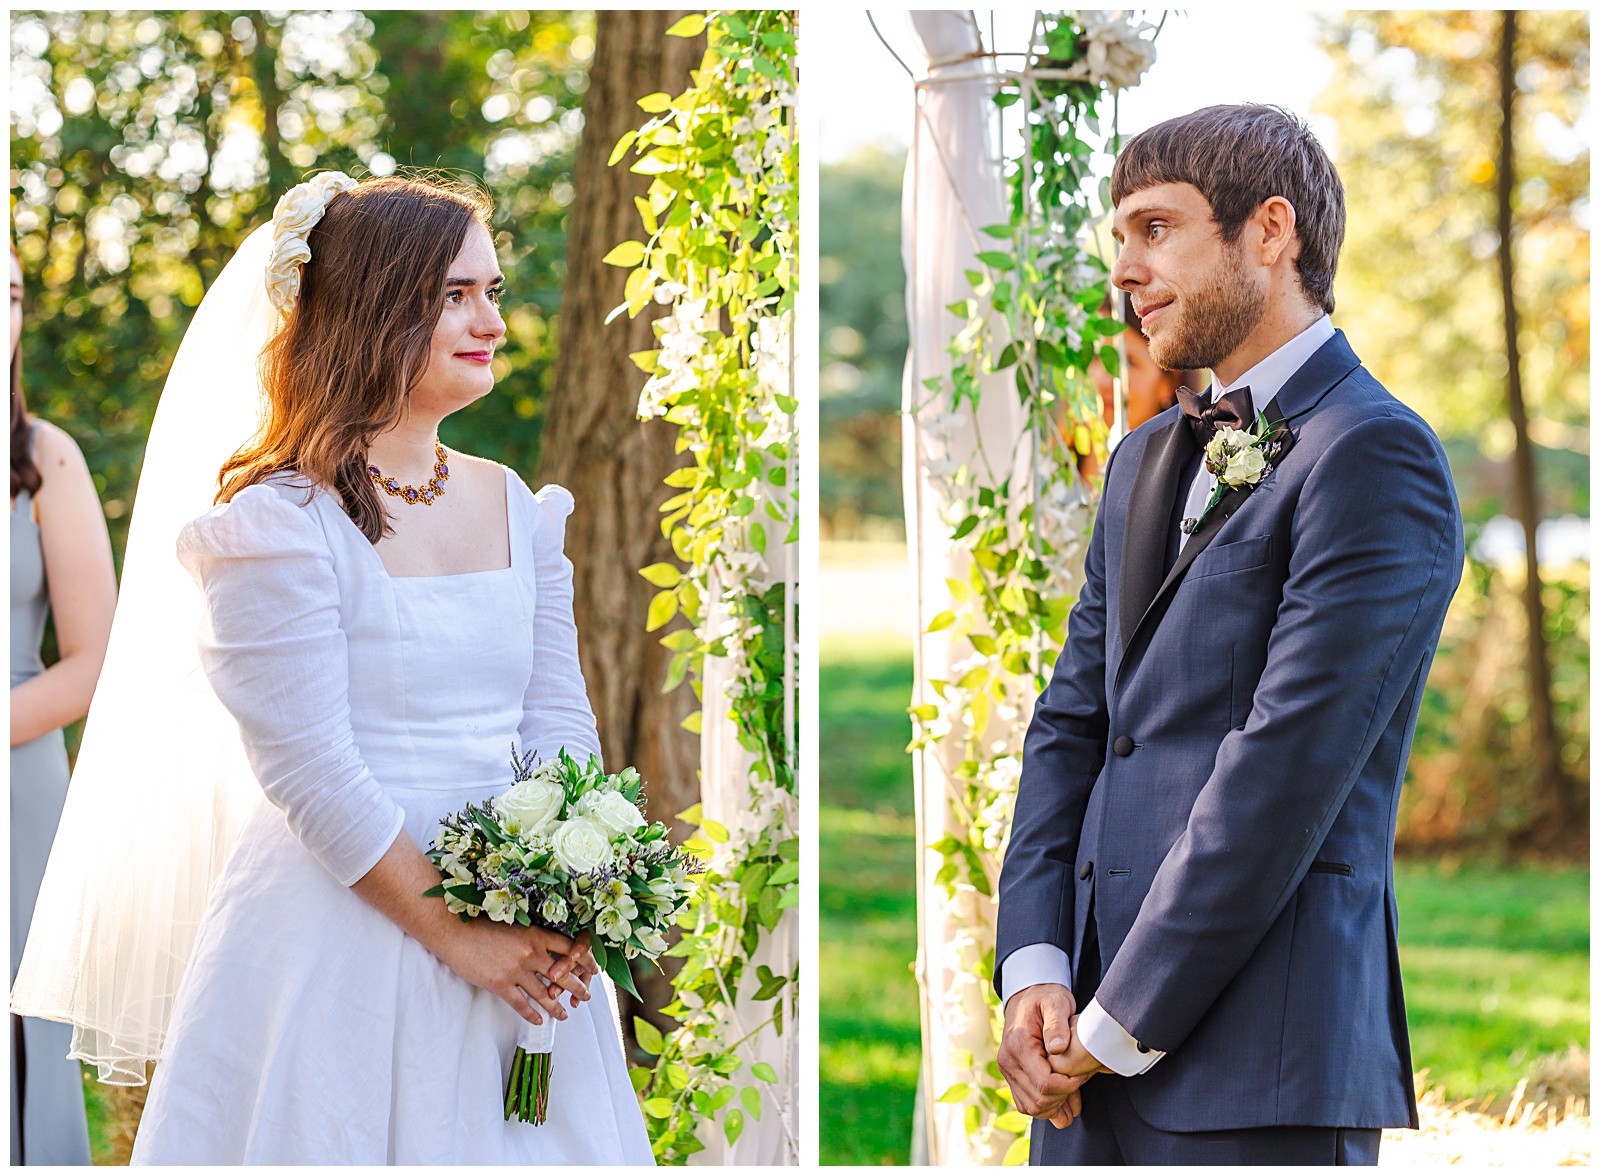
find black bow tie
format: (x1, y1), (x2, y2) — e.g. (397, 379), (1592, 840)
(1176, 385), (1255, 449)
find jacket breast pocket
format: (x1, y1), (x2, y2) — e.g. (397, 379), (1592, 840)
(1188, 533), (1273, 581)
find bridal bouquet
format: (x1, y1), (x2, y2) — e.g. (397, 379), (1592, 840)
(425, 747), (702, 1125)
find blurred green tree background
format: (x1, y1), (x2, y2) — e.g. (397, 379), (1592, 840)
(11, 8), (593, 568)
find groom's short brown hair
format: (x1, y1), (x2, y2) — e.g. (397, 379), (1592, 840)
(1111, 104), (1346, 315)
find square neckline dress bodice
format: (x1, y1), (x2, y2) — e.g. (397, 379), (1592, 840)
(128, 468), (652, 1165)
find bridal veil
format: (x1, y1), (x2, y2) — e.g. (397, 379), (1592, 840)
(11, 225), (278, 1083)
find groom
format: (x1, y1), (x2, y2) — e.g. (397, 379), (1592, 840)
(994, 104), (1463, 1165)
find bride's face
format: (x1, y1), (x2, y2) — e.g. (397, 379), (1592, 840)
(410, 221), (505, 419)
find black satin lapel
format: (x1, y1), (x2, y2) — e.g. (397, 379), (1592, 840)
(1115, 397), (1295, 692)
(1118, 419), (1194, 650)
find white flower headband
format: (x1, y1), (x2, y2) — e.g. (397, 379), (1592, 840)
(264, 171), (358, 314)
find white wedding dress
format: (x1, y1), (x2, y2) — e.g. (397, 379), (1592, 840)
(129, 469), (653, 1164)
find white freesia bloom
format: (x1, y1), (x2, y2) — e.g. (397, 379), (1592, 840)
(482, 888), (515, 924)
(635, 927), (668, 956)
(551, 816), (614, 874)
(264, 171), (357, 313)
(540, 893), (569, 924)
(595, 907), (630, 944)
(493, 776), (564, 837)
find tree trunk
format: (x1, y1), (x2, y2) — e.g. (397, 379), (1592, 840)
(1496, 11), (1571, 833)
(538, 11), (704, 1034)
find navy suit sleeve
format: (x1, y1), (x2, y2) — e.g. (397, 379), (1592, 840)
(994, 449), (1117, 997)
(1094, 410), (1463, 1053)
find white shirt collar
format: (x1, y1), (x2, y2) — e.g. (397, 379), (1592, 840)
(1208, 314), (1335, 405)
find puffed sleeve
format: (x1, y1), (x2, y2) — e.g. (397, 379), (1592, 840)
(519, 484), (603, 767)
(176, 483), (405, 886)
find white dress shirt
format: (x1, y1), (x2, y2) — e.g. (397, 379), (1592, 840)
(1001, 314), (1336, 1076)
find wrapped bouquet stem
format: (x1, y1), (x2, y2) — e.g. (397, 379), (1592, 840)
(426, 747), (701, 1127)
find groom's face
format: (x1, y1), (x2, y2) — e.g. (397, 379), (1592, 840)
(1110, 182), (1267, 373)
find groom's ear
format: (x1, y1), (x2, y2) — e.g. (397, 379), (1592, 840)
(1252, 196), (1300, 270)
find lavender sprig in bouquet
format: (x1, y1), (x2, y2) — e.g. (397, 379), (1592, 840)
(424, 747), (702, 1125)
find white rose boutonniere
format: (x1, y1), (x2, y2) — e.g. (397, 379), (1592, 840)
(1183, 414), (1289, 534)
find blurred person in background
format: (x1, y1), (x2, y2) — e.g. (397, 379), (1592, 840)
(10, 242), (118, 1164)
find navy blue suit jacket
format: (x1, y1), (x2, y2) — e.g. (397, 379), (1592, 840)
(995, 331), (1463, 1131)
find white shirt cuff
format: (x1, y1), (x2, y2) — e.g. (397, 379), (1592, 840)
(998, 942), (1073, 1011)
(1078, 998), (1164, 1076)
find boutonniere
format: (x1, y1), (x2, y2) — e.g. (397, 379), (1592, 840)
(1181, 412), (1289, 535)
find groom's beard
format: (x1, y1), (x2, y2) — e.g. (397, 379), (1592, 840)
(1144, 241), (1267, 372)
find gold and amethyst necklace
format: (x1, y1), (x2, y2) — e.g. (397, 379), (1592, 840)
(369, 441), (451, 506)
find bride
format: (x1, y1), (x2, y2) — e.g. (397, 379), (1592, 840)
(11, 173), (654, 1164)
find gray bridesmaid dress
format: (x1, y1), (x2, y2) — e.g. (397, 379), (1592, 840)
(11, 465), (94, 1165)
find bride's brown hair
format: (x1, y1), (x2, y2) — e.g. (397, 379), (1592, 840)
(219, 174), (492, 542)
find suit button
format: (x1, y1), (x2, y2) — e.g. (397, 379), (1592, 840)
(1078, 861), (1093, 881)
(1112, 735), (1135, 757)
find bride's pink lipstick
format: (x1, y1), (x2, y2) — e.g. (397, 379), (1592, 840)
(455, 350), (493, 364)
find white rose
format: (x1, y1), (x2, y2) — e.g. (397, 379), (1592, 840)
(1223, 445), (1266, 486)
(551, 816), (614, 875)
(493, 777), (565, 837)
(587, 790), (646, 838)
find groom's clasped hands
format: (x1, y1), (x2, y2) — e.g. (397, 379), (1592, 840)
(997, 984), (1112, 1131)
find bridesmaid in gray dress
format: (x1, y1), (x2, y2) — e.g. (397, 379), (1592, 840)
(10, 245), (117, 1163)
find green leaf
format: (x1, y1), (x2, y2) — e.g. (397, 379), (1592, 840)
(749, 521), (767, 554)
(679, 709), (703, 734)
(608, 129), (638, 167)
(751, 1061), (779, 1083)
(995, 1110), (1031, 1134)
(724, 1108), (744, 1145)
(741, 1084), (763, 1120)
(646, 589), (678, 631)
(975, 250), (1014, 269)
(993, 89), (1020, 108)
(639, 562), (682, 588)
(937, 1082), (971, 1104)
(644, 1096), (673, 1119)
(1003, 1135), (1031, 1165)
(926, 610), (956, 633)
(768, 860), (799, 885)
(636, 92), (673, 113)
(599, 941), (640, 999)
(629, 1066), (652, 1093)
(603, 240), (646, 267)
(979, 222), (1015, 239)
(633, 1016), (665, 1055)
(664, 12), (706, 37)
(703, 819), (730, 844)
(710, 1084), (737, 1111)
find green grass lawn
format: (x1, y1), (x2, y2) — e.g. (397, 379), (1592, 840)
(819, 636), (1590, 1166)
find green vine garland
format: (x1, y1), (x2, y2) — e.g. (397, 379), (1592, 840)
(607, 10), (798, 1164)
(906, 12), (1158, 1164)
